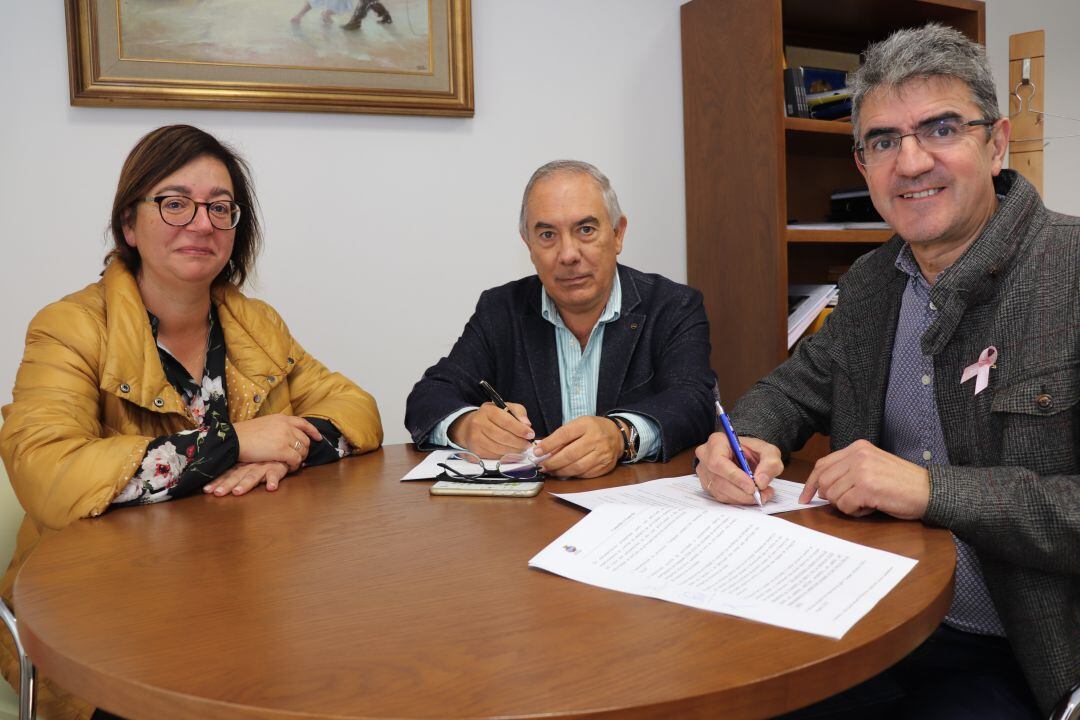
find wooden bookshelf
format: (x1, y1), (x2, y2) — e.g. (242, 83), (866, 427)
(787, 228), (894, 244)
(681, 0), (985, 410)
(784, 117), (854, 136)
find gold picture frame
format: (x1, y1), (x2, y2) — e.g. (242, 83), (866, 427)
(65, 0), (473, 117)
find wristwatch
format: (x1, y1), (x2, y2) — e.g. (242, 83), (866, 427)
(606, 416), (640, 462)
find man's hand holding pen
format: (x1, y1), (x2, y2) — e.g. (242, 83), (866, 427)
(451, 380), (625, 478)
(448, 401), (534, 458)
(696, 432), (784, 506)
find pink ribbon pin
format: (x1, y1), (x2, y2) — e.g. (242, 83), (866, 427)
(961, 346), (998, 395)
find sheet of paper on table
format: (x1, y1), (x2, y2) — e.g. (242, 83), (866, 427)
(401, 449), (498, 480)
(529, 504), (917, 639)
(551, 474), (827, 515)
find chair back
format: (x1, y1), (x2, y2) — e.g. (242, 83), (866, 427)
(0, 433), (28, 719)
(1052, 681), (1080, 720)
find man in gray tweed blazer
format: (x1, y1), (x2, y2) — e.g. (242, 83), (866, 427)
(696, 24), (1078, 719)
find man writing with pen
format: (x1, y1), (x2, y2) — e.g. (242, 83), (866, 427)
(696, 25), (1078, 719)
(404, 160), (716, 477)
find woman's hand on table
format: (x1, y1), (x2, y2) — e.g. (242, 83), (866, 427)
(234, 414), (322, 471)
(204, 461), (290, 497)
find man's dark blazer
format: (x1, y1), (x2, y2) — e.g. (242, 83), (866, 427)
(405, 264), (716, 461)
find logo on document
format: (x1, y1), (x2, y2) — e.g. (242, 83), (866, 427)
(562, 545), (579, 554)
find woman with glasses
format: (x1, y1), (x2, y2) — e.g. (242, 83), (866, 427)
(0, 124), (382, 720)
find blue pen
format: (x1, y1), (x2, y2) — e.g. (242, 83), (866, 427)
(715, 401), (763, 508)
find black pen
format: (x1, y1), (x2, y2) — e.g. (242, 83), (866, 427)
(479, 380), (523, 422)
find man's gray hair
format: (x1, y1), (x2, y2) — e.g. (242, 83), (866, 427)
(850, 23), (1000, 140)
(518, 160), (624, 237)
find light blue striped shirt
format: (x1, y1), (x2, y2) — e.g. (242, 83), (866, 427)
(429, 273), (661, 460)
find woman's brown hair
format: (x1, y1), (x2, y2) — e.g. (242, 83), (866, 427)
(107, 125), (262, 287)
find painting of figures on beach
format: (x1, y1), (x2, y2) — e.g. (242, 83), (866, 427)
(119, 0), (432, 73)
(68, 0), (471, 115)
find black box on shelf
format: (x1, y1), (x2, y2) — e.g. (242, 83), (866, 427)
(829, 188), (882, 222)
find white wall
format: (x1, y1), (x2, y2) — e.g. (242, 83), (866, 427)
(3, 2), (1079, 446)
(985, 0), (1080, 215)
(0, 1), (689, 444)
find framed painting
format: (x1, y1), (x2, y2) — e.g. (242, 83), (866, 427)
(65, 0), (473, 116)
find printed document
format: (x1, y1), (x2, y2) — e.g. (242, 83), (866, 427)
(529, 505), (917, 638)
(551, 474), (826, 515)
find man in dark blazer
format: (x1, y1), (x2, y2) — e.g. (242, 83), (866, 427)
(405, 160), (715, 478)
(697, 24), (1078, 719)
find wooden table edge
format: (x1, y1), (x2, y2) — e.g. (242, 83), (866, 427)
(15, 447), (958, 720)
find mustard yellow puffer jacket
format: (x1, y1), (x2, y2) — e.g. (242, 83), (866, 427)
(0, 261), (383, 718)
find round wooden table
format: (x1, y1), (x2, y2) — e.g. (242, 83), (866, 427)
(15, 445), (955, 719)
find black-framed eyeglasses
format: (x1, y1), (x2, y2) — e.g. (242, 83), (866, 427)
(141, 195), (243, 230)
(854, 118), (996, 166)
(436, 450), (545, 483)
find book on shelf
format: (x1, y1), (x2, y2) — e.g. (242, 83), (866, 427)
(788, 284), (838, 349)
(801, 67), (847, 96)
(783, 67), (850, 120)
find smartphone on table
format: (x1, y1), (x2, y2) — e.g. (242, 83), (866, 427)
(429, 480), (543, 497)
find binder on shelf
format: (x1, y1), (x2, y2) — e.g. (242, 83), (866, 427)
(806, 306), (834, 337)
(784, 68), (809, 118)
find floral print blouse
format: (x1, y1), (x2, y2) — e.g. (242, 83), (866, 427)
(113, 306), (351, 506)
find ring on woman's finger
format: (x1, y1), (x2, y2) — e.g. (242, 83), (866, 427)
(293, 440), (304, 452)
